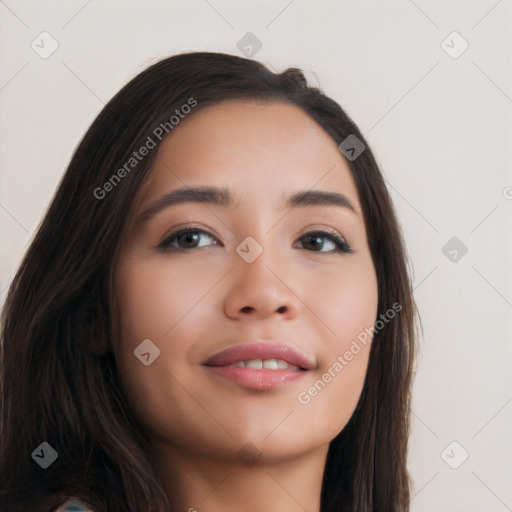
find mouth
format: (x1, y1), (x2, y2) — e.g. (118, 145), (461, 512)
(202, 341), (315, 391)
(220, 358), (303, 370)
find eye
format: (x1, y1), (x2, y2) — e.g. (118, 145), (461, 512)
(157, 227), (219, 251)
(297, 230), (353, 254)
(157, 227), (353, 254)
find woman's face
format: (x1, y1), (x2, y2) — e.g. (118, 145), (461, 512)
(113, 100), (378, 464)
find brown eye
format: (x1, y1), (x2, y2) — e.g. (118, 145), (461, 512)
(158, 228), (218, 251)
(298, 231), (353, 254)
(156, 227), (352, 254)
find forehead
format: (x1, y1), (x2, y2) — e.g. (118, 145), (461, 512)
(139, 100), (362, 215)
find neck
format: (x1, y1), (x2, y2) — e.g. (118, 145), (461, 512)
(150, 440), (330, 512)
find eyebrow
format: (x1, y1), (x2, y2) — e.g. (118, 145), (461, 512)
(134, 185), (357, 225)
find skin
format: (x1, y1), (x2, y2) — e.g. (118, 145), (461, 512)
(113, 100), (379, 512)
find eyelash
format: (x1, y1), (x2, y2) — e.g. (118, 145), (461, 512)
(157, 226), (353, 254)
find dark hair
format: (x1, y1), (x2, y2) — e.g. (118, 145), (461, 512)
(0, 51), (419, 512)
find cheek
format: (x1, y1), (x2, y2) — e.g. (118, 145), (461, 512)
(112, 255), (213, 390)
(113, 256), (221, 441)
(304, 252), (379, 351)
(115, 256), (215, 343)
(294, 254), (378, 433)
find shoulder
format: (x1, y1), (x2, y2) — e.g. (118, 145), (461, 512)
(51, 497), (94, 511)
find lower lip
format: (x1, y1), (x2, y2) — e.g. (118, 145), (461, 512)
(203, 365), (307, 391)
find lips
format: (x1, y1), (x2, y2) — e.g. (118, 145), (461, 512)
(203, 341), (315, 370)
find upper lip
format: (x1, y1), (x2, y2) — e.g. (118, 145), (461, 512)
(202, 341), (315, 370)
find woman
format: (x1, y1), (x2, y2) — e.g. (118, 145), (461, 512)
(0, 51), (419, 512)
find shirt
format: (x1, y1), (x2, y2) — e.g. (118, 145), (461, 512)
(53, 497), (94, 511)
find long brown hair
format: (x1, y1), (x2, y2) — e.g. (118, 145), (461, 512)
(0, 51), (419, 512)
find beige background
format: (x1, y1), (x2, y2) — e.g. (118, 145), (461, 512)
(1, 1), (511, 510)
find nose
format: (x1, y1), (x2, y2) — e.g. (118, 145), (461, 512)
(223, 247), (303, 320)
